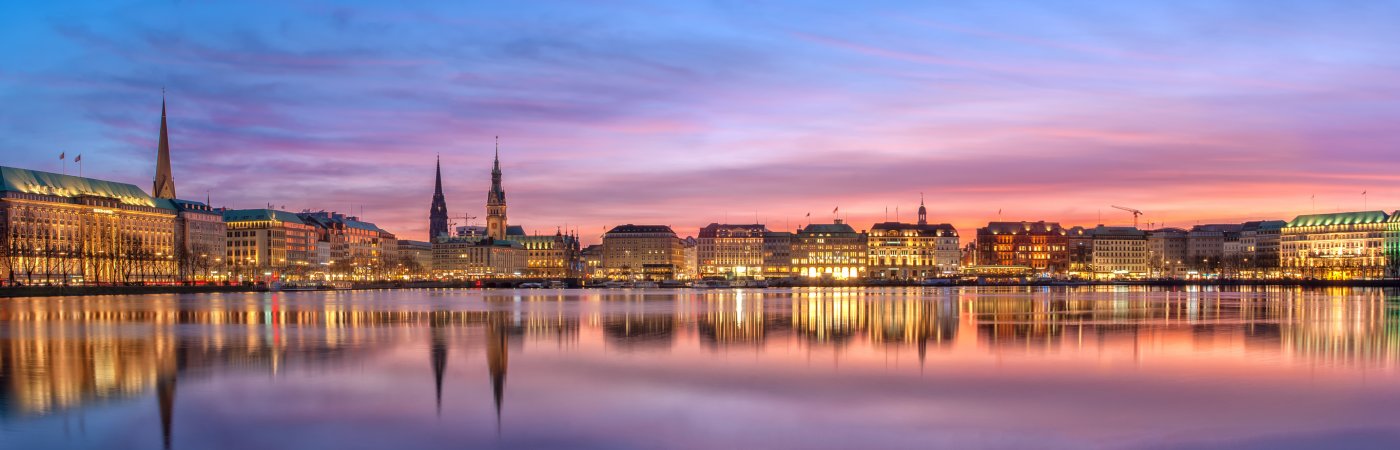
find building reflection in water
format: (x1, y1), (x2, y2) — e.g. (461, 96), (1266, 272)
(4, 286), (1400, 443)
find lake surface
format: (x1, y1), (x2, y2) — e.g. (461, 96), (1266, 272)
(3, 287), (1400, 449)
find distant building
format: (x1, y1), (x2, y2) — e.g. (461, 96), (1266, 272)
(298, 211), (397, 280)
(680, 236), (698, 281)
(433, 237), (526, 278)
(696, 223), (768, 280)
(1147, 228), (1189, 278)
(513, 230), (581, 279)
(762, 231), (793, 279)
(1239, 220), (1287, 275)
(792, 219), (867, 280)
(396, 239), (434, 276)
(866, 221), (959, 280)
(222, 209), (316, 282)
(1280, 211), (1400, 279)
(1067, 226), (1093, 276)
(0, 166), (177, 285)
(1088, 226), (1147, 279)
(602, 224), (683, 281)
(1187, 224), (1244, 273)
(580, 244), (605, 280)
(165, 199), (226, 282)
(975, 221), (1069, 274)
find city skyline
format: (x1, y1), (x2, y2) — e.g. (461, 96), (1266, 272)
(5, 2), (1400, 243)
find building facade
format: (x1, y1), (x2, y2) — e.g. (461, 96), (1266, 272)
(792, 220), (867, 281)
(1280, 211), (1400, 279)
(866, 222), (960, 280)
(1187, 224), (1243, 274)
(223, 209), (317, 282)
(513, 231), (582, 279)
(1, 167), (177, 285)
(1088, 226), (1148, 279)
(696, 223), (768, 280)
(762, 231), (793, 280)
(1239, 220), (1287, 276)
(1147, 228), (1189, 278)
(602, 224), (684, 281)
(166, 199), (226, 282)
(974, 221), (1069, 274)
(433, 237), (527, 278)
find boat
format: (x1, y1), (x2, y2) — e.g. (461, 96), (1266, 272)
(518, 282), (544, 289)
(635, 281), (659, 289)
(547, 280), (567, 289)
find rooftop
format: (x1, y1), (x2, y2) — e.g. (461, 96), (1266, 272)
(606, 224), (677, 235)
(222, 209), (306, 224)
(0, 166), (162, 208)
(1287, 211), (1391, 228)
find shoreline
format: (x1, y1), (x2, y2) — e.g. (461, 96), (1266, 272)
(3, 279), (1399, 298)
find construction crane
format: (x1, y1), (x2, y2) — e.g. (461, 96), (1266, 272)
(1111, 205), (1143, 228)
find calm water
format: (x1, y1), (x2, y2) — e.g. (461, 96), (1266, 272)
(3, 287), (1400, 449)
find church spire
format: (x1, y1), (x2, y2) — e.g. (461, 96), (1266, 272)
(917, 193), (927, 225)
(429, 155), (450, 240)
(153, 90), (177, 199)
(486, 136), (508, 241)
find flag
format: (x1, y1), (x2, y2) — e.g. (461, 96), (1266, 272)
(833, 207), (839, 214)
(1363, 190), (1367, 195)
(59, 152), (65, 160)
(805, 212), (810, 218)
(74, 155), (81, 162)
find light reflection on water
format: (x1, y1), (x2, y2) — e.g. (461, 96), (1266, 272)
(3, 286), (1400, 449)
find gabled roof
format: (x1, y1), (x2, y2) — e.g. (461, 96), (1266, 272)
(0, 166), (162, 208)
(1287, 211), (1390, 228)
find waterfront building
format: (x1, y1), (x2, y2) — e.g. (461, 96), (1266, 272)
(166, 199), (226, 282)
(974, 221), (1069, 274)
(1239, 220), (1287, 276)
(602, 224), (684, 281)
(1187, 224), (1243, 274)
(512, 230), (581, 278)
(1280, 211), (1400, 279)
(396, 240), (433, 276)
(429, 157), (449, 240)
(696, 223), (768, 280)
(1147, 228), (1189, 278)
(1088, 226), (1148, 279)
(762, 231), (793, 279)
(1067, 226), (1092, 276)
(432, 236), (526, 278)
(792, 219), (867, 280)
(298, 211), (397, 281)
(486, 142), (508, 241)
(580, 244), (605, 280)
(866, 221), (959, 280)
(222, 209), (316, 282)
(680, 236), (698, 281)
(0, 166), (177, 285)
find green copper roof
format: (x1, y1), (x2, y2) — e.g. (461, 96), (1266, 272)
(1286, 211), (1390, 227)
(0, 166), (162, 208)
(222, 209), (306, 224)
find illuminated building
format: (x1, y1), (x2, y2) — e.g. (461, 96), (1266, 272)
(974, 221), (1069, 274)
(1186, 224), (1243, 273)
(1088, 225), (1147, 279)
(580, 244), (605, 280)
(222, 209), (316, 282)
(297, 211), (398, 280)
(167, 199), (226, 282)
(486, 141), (508, 241)
(428, 156), (449, 240)
(866, 221), (959, 280)
(697, 223), (768, 280)
(396, 239), (434, 276)
(432, 236), (527, 278)
(1147, 227), (1189, 278)
(1280, 211), (1400, 279)
(1066, 226), (1092, 275)
(680, 236), (698, 281)
(512, 230), (582, 278)
(0, 166), (177, 285)
(792, 219), (867, 280)
(1239, 220), (1287, 275)
(602, 224), (684, 281)
(762, 231), (793, 279)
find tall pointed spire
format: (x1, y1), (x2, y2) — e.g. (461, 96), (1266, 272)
(486, 136), (508, 241)
(153, 89), (177, 199)
(429, 155), (449, 240)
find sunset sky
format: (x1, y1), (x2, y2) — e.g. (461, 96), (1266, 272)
(3, 1), (1399, 243)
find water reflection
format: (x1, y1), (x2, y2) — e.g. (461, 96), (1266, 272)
(3, 287), (1400, 448)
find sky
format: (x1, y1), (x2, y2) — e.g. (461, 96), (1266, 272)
(2, 1), (1400, 243)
